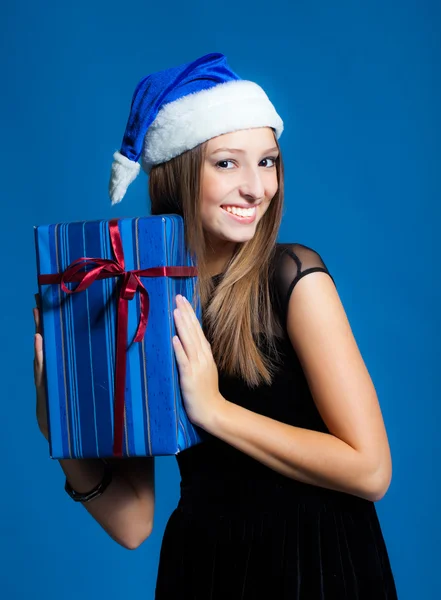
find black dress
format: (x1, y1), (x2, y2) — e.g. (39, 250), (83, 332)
(155, 243), (398, 599)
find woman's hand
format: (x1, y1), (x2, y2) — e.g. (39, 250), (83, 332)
(33, 294), (49, 441)
(172, 294), (226, 430)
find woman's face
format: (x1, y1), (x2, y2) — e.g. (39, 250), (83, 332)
(200, 127), (279, 248)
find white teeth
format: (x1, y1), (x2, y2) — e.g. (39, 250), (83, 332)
(222, 206), (256, 217)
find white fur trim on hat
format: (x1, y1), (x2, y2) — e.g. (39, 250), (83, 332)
(140, 80), (283, 173)
(109, 151), (141, 205)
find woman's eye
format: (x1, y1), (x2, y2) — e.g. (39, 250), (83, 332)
(215, 160), (235, 169)
(215, 156), (278, 170)
(260, 156), (278, 168)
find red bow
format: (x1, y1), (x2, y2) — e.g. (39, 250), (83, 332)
(38, 219), (198, 456)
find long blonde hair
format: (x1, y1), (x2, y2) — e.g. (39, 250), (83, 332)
(148, 131), (286, 388)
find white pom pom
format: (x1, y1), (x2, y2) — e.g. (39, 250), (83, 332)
(108, 151), (141, 205)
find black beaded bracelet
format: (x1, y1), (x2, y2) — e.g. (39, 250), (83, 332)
(65, 461), (113, 503)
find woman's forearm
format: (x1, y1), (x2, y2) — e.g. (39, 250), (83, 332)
(204, 397), (388, 502)
(39, 422), (154, 550)
(57, 457), (153, 549)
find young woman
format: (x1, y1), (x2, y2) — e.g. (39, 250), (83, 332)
(33, 53), (398, 598)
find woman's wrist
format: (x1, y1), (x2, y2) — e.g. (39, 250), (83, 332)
(59, 458), (108, 494)
(64, 462), (112, 503)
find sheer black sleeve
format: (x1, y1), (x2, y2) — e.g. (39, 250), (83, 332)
(271, 243), (337, 331)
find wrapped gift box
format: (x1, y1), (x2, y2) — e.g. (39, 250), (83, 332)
(34, 214), (202, 459)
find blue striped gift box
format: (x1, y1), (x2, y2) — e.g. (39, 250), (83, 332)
(34, 214), (203, 459)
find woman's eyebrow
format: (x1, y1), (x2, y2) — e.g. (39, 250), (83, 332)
(210, 146), (279, 155)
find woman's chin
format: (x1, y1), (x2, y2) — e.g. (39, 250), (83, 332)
(217, 228), (255, 243)
(204, 219), (258, 246)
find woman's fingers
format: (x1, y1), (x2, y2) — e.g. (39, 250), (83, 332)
(33, 305), (43, 386)
(181, 296), (211, 351)
(175, 296), (210, 355)
(174, 308), (193, 359)
(33, 306), (41, 335)
(34, 332), (43, 364)
(34, 333), (43, 387)
(33, 299), (49, 440)
(174, 297), (199, 361)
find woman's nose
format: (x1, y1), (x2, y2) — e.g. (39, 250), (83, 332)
(238, 167), (265, 200)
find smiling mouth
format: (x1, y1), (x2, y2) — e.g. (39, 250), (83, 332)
(220, 205), (257, 222)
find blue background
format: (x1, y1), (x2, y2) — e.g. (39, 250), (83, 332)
(1, 1), (439, 598)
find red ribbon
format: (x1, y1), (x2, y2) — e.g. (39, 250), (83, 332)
(38, 219), (198, 456)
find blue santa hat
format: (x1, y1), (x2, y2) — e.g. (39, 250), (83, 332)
(109, 52), (284, 205)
